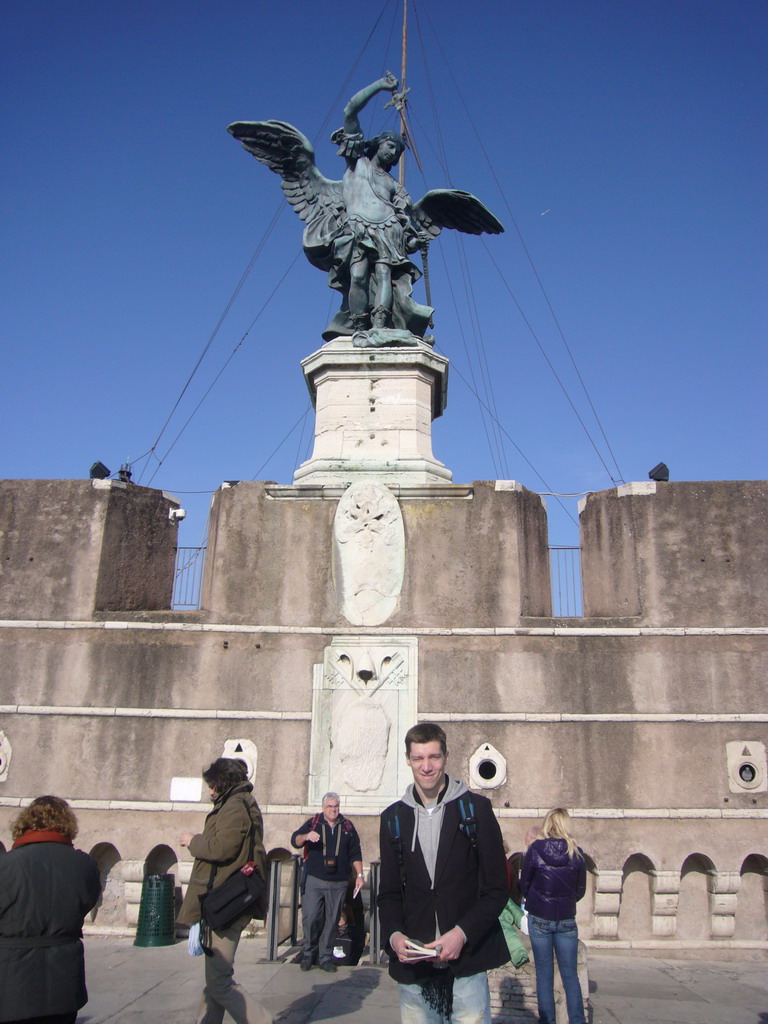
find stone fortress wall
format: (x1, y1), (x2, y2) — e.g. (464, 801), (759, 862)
(0, 475), (766, 950)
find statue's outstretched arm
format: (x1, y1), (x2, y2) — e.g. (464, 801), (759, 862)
(343, 72), (398, 135)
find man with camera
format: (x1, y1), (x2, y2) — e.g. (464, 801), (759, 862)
(291, 792), (364, 973)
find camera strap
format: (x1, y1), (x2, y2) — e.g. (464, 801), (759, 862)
(322, 821), (342, 859)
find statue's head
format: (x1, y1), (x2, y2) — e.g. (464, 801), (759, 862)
(365, 131), (406, 167)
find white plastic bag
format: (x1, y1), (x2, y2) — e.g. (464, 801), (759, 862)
(519, 901), (530, 935)
(188, 921), (204, 957)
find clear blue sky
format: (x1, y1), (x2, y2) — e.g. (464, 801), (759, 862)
(2, 0), (765, 548)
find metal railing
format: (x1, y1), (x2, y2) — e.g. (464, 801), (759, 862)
(172, 544), (582, 617)
(266, 855), (301, 961)
(549, 545), (583, 617)
(368, 860), (381, 963)
(172, 546), (206, 610)
(263, 855), (383, 964)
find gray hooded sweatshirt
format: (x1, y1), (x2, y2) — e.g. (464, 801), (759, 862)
(399, 776), (469, 887)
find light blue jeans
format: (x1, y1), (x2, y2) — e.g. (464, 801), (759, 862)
(527, 915), (585, 1024)
(398, 970), (491, 1024)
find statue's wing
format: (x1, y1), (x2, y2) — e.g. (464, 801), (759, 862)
(227, 119), (342, 223)
(412, 189), (505, 239)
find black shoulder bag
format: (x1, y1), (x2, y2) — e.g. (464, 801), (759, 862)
(199, 821), (267, 932)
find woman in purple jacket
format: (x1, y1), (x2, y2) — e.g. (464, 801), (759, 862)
(519, 808), (587, 1024)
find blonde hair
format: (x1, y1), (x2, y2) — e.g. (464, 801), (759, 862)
(11, 795), (79, 842)
(540, 808), (582, 860)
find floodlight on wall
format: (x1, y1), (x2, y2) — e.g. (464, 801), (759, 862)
(90, 461), (111, 480)
(648, 462), (669, 482)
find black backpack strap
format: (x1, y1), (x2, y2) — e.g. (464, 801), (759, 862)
(458, 796), (478, 850)
(385, 803), (407, 887)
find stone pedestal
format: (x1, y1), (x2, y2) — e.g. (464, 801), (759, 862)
(294, 338), (451, 485)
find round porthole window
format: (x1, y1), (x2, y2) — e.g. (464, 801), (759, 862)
(469, 743), (506, 790)
(222, 739), (257, 780)
(726, 741), (766, 793)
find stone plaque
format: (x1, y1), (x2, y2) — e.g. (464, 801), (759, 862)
(309, 637), (418, 807)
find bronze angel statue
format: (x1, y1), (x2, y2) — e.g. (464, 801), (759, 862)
(228, 73), (504, 347)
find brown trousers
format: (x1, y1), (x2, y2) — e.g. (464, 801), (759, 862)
(195, 915), (272, 1024)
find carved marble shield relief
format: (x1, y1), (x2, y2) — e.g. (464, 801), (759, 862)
(333, 481), (405, 625)
(308, 637), (418, 807)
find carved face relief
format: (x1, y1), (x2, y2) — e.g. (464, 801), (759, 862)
(333, 481), (405, 625)
(309, 636), (418, 807)
(328, 647), (407, 696)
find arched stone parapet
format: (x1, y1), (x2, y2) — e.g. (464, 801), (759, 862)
(145, 843), (181, 919)
(122, 846), (182, 929)
(618, 854), (655, 941)
(144, 843), (179, 877)
(651, 870), (681, 937)
(575, 854), (597, 940)
(88, 842), (125, 928)
(710, 871), (741, 938)
(734, 854), (768, 940)
(122, 859), (146, 882)
(592, 869), (623, 938)
(121, 859), (146, 927)
(677, 853), (717, 941)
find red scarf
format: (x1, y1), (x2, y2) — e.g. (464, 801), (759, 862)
(12, 830), (73, 850)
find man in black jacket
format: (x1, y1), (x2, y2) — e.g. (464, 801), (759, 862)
(378, 723), (510, 1023)
(291, 792), (363, 973)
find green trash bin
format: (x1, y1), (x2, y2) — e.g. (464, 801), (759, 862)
(134, 873), (176, 947)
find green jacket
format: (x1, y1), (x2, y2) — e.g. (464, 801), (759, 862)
(178, 781), (267, 926)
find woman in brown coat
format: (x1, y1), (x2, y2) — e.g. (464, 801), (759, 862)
(178, 758), (272, 1024)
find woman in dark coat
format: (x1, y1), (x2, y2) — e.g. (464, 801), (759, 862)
(520, 808), (587, 1024)
(178, 758), (272, 1024)
(0, 795), (101, 1024)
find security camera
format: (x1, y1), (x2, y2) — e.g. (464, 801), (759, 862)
(169, 508), (187, 522)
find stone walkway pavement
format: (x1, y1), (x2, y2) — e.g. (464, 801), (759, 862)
(587, 952), (767, 1024)
(77, 938), (767, 1024)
